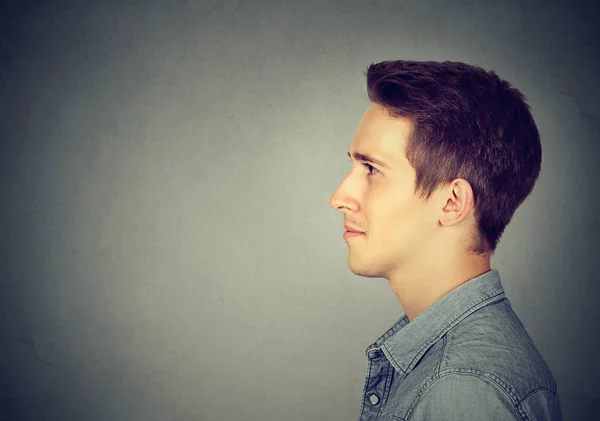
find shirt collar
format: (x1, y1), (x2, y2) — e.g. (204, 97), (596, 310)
(372, 268), (505, 375)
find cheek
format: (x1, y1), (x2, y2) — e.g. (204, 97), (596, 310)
(373, 186), (417, 218)
(372, 196), (427, 241)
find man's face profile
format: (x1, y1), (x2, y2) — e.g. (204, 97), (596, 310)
(329, 103), (439, 280)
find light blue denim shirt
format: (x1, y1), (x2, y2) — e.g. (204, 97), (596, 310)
(359, 269), (562, 420)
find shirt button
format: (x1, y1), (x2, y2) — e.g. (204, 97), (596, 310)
(368, 394), (380, 405)
(368, 349), (381, 359)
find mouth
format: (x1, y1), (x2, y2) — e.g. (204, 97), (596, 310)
(343, 224), (364, 233)
(343, 230), (365, 239)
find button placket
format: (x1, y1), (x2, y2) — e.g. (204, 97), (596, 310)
(363, 346), (390, 419)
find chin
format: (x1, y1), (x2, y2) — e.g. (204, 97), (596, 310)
(348, 258), (383, 278)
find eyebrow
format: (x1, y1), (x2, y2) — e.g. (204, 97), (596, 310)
(347, 151), (391, 169)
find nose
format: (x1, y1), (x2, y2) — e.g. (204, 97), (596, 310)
(329, 175), (357, 212)
(329, 187), (344, 211)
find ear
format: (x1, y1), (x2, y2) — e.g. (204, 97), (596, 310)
(439, 178), (475, 227)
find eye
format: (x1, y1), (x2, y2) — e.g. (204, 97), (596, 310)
(362, 163), (379, 176)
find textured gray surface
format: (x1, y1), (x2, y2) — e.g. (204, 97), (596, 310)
(1, 0), (598, 420)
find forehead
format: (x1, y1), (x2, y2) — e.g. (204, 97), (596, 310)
(350, 104), (413, 160)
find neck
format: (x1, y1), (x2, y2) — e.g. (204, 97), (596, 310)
(387, 250), (491, 322)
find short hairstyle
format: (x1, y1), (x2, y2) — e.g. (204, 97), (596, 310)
(365, 60), (542, 255)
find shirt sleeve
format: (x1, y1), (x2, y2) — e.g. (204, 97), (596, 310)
(407, 373), (522, 421)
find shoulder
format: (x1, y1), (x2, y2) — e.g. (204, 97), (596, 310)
(402, 372), (521, 420)
(400, 371), (561, 421)
(401, 299), (563, 420)
(440, 298), (558, 396)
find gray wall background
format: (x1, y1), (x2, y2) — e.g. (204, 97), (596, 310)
(1, 0), (599, 420)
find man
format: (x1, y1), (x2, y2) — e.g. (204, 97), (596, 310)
(329, 60), (562, 420)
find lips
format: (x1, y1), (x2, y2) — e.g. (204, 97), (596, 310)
(344, 224), (364, 233)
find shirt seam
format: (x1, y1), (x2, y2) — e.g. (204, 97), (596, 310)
(517, 388), (561, 421)
(403, 368), (525, 421)
(520, 386), (559, 402)
(435, 334), (447, 376)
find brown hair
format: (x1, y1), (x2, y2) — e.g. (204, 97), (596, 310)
(366, 60), (542, 255)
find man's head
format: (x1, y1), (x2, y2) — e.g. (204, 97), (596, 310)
(329, 60), (541, 278)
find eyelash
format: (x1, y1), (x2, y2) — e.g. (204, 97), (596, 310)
(362, 163), (379, 176)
